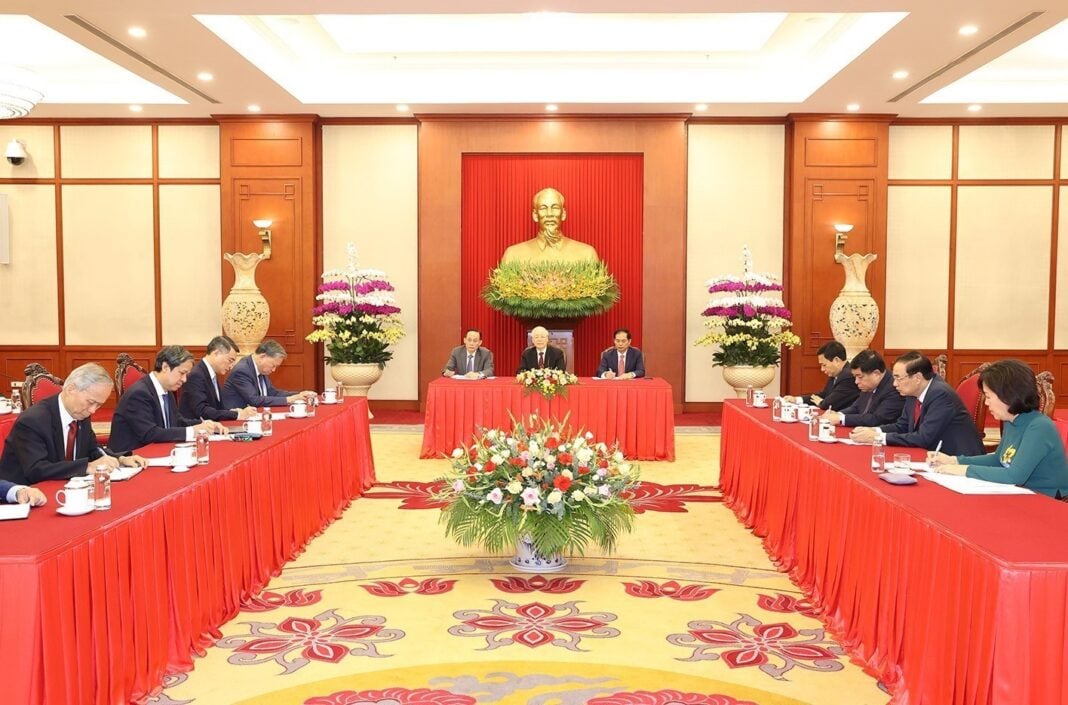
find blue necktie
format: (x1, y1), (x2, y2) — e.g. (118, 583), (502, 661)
(161, 394), (171, 428)
(259, 375), (268, 396)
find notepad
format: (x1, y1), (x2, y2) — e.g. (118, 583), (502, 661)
(110, 466), (143, 482)
(922, 473), (1033, 495)
(0, 504), (31, 520)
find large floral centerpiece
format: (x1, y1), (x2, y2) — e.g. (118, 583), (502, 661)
(482, 261), (619, 319)
(695, 247), (800, 393)
(518, 367), (579, 400)
(434, 417), (640, 564)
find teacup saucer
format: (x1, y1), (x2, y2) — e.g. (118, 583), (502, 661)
(57, 505), (94, 517)
(818, 437), (838, 443)
(171, 465), (192, 474)
(320, 400), (340, 405)
(752, 403), (768, 408)
(289, 413), (308, 419)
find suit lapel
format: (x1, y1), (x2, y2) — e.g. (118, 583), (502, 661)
(48, 397), (65, 458)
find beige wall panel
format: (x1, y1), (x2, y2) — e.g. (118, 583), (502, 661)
(888, 125), (953, 180)
(60, 125), (152, 179)
(1055, 187), (1068, 347)
(63, 185), (155, 345)
(1062, 129), (1068, 178)
(160, 186), (222, 344)
(958, 125), (1055, 180)
(322, 125), (419, 400)
(686, 124), (785, 402)
(884, 187), (951, 349)
(0, 125), (55, 179)
(158, 125), (220, 179)
(955, 186), (1051, 349)
(0, 185), (58, 344)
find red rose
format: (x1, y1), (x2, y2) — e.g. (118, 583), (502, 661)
(468, 447), (479, 461)
(545, 437), (560, 450)
(510, 457), (525, 467)
(483, 461), (496, 474)
(598, 459), (609, 469)
(557, 452), (573, 465)
(578, 466), (590, 475)
(466, 466), (477, 475)
(553, 475), (572, 491)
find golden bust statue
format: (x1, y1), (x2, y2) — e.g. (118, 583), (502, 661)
(500, 187), (599, 264)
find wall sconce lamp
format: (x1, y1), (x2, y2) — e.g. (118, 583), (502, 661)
(4, 139), (27, 166)
(253, 219), (273, 259)
(833, 223), (853, 257)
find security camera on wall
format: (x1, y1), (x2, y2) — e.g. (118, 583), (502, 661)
(5, 139), (26, 166)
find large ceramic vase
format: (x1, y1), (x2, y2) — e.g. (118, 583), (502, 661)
(329, 362), (383, 397)
(829, 252), (880, 360)
(222, 252), (270, 355)
(511, 535), (567, 573)
(721, 365), (777, 398)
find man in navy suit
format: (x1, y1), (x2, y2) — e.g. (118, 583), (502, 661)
(850, 350), (984, 456)
(784, 340), (859, 411)
(221, 339), (315, 409)
(0, 363), (145, 485)
(516, 326), (567, 373)
(822, 349), (904, 427)
(0, 479), (45, 506)
(596, 328), (646, 380)
(179, 336), (257, 422)
(109, 347), (225, 454)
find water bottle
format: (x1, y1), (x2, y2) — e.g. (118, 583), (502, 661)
(307, 395), (318, 417)
(808, 416), (820, 441)
(12, 395), (22, 414)
(772, 397), (783, 422)
(745, 385), (754, 407)
(195, 428), (210, 465)
(262, 407), (274, 436)
(335, 382), (345, 402)
(92, 463), (111, 510)
(871, 436), (885, 473)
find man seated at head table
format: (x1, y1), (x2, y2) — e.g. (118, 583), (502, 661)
(442, 329), (495, 379)
(109, 346), (226, 454)
(928, 359), (1068, 498)
(0, 479), (45, 506)
(783, 341), (859, 411)
(850, 350), (985, 456)
(596, 328), (645, 380)
(0, 363), (147, 485)
(516, 326), (567, 374)
(179, 335), (257, 421)
(821, 349), (904, 427)
(221, 339), (316, 409)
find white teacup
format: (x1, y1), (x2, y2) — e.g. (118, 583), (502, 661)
(780, 403), (798, 423)
(56, 477), (94, 512)
(752, 390), (767, 406)
(797, 406), (816, 422)
(323, 389), (337, 404)
(170, 444), (197, 466)
(243, 419), (262, 434)
(0, 399), (11, 413)
(289, 401), (307, 418)
(818, 421), (837, 442)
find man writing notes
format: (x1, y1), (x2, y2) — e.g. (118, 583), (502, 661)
(443, 329), (494, 379)
(783, 341), (858, 411)
(597, 328), (645, 380)
(517, 326), (566, 373)
(221, 339), (316, 408)
(850, 350), (984, 455)
(0, 363), (146, 484)
(109, 347), (226, 454)
(821, 349), (904, 427)
(179, 335), (257, 421)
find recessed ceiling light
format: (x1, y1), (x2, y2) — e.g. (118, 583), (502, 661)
(892, 70), (909, 80)
(128, 104), (143, 112)
(128, 26), (147, 38)
(395, 104), (409, 112)
(695, 103), (708, 111)
(967, 104), (982, 112)
(197, 71), (214, 82)
(545, 104), (559, 112)
(846, 103), (860, 112)
(247, 104), (262, 112)
(959, 24), (978, 36)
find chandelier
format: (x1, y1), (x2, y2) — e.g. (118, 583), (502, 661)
(0, 66), (44, 119)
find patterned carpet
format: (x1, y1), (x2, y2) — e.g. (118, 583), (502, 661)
(149, 432), (888, 705)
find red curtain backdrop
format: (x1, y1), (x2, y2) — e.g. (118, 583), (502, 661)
(459, 154), (644, 377)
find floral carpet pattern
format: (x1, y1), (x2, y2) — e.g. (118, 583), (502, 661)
(148, 432), (888, 705)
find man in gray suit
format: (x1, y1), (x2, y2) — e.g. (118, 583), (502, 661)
(442, 329), (494, 379)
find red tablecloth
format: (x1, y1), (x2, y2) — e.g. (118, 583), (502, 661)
(720, 400), (1068, 705)
(421, 377), (675, 460)
(0, 399), (376, 705)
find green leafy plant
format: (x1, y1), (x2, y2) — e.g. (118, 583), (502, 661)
(482, 260), (619, 318)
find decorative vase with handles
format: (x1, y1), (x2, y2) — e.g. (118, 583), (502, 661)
(329, 362), (384, 397)
(222, 252), (270, 355)
(829, 252), (880, 360)
(721, 365), (777, 398)
(511, 535), (567, 573)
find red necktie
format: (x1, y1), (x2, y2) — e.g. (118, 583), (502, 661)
(913, 399), (922, 429)
(538, 351), (545, 369)
(617, 353), (625, 376)
(65, 420), (77, 461)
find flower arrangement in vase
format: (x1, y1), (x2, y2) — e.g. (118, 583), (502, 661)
(517, 367), (579, 400)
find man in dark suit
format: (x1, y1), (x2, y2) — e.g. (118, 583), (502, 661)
(109, 347), (225, 454)
(179, 335), (258, 421)
(596, 328), (646, 379)
(785, 340), (859, 411)
(822, 349), (904, 427)
(0, 479), (46, 505)
(442, 329), (494, 378)
(516, 326), (566, 373)
(221, 339), (315, 409)
(851, 350), (984, 456)
(0, 363), (146, 485)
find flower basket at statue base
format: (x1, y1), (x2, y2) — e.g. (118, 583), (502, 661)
(511, 535), (567, 573)
(329, 362), (383, 397)
(721, 365), (777, 398)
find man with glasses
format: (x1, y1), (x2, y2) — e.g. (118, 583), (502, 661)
(180, 335), (258, 421)
(783, 341), (859, 411)
(850, 350), (984, 455)
(821, 349), (903, 427)
(0, 363), (146, 485)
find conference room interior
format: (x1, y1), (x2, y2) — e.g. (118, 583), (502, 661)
(2, 2), (1068, 705)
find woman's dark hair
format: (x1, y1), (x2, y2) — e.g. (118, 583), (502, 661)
(978, 359), (1039, 415)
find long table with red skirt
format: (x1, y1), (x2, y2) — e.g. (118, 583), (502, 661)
(720, 399), (1068, 705)
(421, 376), (675, 460)
(0, 398), (376, 705)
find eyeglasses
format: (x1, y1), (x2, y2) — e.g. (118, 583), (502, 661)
(891, 373), (914, 382)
